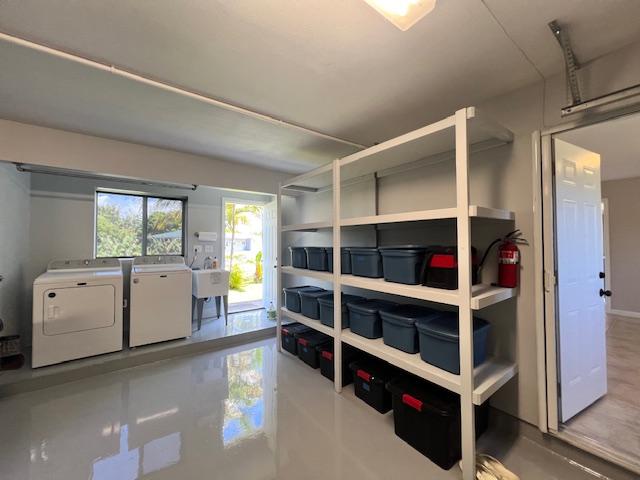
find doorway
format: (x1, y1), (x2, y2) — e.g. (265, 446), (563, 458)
(223, 198), (276, 314)
(541, 111), (640, 473)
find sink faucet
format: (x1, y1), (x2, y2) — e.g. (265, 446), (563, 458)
(203, 256), (214, 269)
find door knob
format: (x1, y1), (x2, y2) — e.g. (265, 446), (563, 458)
(599, 289), (612, 297)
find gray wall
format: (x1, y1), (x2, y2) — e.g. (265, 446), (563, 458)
(0, 162), (31, 340)
(602, 177), (640, 314)
(26, 171), (273, 343)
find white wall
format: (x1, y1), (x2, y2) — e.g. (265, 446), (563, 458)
(0, 162), (30, 340)
(0, 119), (289, 195)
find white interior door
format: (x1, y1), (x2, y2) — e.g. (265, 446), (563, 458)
(262, 199), (277, 309)
(554, 138), (607, 422)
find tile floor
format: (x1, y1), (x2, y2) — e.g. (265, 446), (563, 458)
(563, 314), (640, 470)
(0, 338), (623, 480)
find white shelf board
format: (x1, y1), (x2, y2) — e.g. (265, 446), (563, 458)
(339, 275), (514, 310)
(340, 205), (514, 226)
(339, 107), (513, 185)
(281, 221), (333, 232)
(281, 163), (334, 191)
(340, 330), (517, 405)
(281, 266), (334, 282)
(280, 308), (335, 337)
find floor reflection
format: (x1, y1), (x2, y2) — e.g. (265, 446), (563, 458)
(0, 339), (276, 480)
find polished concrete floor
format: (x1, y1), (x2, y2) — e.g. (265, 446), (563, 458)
(0, 338), (623, 480)
(564, 314), (640, 470)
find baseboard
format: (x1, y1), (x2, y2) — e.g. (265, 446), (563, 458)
(609, 309), (640, 319)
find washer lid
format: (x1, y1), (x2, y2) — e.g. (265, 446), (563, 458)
(133, 263), (190, 274)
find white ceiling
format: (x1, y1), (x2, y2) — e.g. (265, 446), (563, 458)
(559, 112), (640, 182)
(1, 0), (640, 173)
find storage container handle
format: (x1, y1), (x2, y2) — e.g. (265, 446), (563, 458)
(356, 369), (371, 382)
(402, 393), (423, 412)
(298, 338), (309, 347)
(321, 351), (333, 360)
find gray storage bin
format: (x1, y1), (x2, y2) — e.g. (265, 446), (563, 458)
(299, 289), (332, 319)
(350, 248), (383, 278)
(416, 313), (491, 374)
(318, 293), (366, 328)
(283, 286), (323, 312)
(348, 299), (398, 339)
(379, 246), (429, 285)
(380, 305), (441, 354)
(289, 247), (307, 269)
(304, 247), (328, 271)
(327, 247), (352, 274)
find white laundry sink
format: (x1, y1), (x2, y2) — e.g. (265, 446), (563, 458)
(192, 269), (230, 299)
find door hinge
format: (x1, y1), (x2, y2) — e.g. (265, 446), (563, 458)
(544, 270), (557, 292)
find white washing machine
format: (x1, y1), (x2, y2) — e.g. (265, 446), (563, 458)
(32, 258), (124, 368)
(130, 256), (192, 347)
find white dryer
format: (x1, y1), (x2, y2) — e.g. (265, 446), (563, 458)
(32, 258), (124, 368)
(130, 256), (192, 347)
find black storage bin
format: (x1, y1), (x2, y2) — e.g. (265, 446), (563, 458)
(289, 246), (307, 269)
(350, 248), (383, 278)
(421, 246), (479, 290)
(347, 299), (398, 339)
(379, 246), (429, 285)
(386, 377), (489, 470)
(299, 289), (332, 319)
(318, 293), (366, 328)
(283, 285), (323, 313)
(379, 305), (442, 354)
(349, 358), (402, 413)
(415, 312), (491, 374)
(296, 331), (332, 368)
(304, 247), (328, 271)
(281, 323), (312, 355)
(327, 247), (352, 274)
(317, 343), (363, 386)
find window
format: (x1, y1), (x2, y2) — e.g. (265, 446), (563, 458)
(95, 191), (185, 258)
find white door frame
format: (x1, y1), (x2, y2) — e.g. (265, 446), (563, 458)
(535, 106), (640, 473)
(602, 198), (612, 315)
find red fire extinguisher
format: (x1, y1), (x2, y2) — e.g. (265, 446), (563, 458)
(479, 230), (527, 288)
(498, 239), (520, 288)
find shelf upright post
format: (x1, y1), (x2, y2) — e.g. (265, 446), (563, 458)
(332, 159), (343, 392)
(455, 108), (476, 480)
(276, 183), (283, 352)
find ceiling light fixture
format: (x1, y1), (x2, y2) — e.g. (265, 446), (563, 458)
(364, 0), (436, 31)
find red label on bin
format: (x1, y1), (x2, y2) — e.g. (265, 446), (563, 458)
(298, 338), (308, 347)
(402, 394), (423, 412)
(430, 254), (457, 269)
(282, 328), (289, 334)
(321, 351), (333, 360)
(356, 369), (371, 382)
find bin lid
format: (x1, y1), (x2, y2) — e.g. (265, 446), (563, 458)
(296, 330), (332, 347)
(288, 246), (307, 251)
(348, 358), (401, 385)
(349, 247), (380, 255)
(347, 299), (398, 315)
(283, 285), (323, 294)
(281, 323), (312, 335)
(303, 246), (327, 252)
(378, 245), (431, 250)
(298, 289), (332, 299)
(386, 377), (459, 416)
(415, 312), (490, 341)
(379, 305), (441, 327)
(317, 293), (365, 307)
(325, 247), (352, 252)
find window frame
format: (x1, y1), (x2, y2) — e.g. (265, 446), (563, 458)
(94, 189), (187, 258)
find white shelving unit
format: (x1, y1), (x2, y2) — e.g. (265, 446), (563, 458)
(277, 107), (516, 480)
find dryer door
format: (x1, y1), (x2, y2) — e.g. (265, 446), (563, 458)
(43, 285), (116, 335)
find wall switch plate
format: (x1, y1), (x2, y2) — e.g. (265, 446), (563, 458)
(204, 245), (214, 253)
(193, 245), (203, 254)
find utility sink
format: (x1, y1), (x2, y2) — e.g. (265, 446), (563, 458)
(192, 269), (230, 299)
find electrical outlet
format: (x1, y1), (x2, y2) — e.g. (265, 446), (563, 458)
(193, 245), (203, 254)
(204, 245), (214, 253)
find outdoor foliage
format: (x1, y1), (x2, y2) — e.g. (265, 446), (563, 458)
(96, 203), (143, 257)
(254, 251), (263, 283)
(229, 264), (247, 291)
(225, 203), (262, 270)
